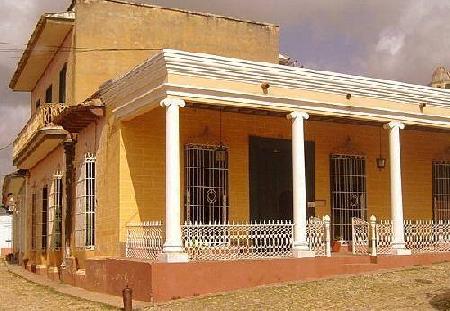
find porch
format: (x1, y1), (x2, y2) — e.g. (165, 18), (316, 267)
(120, 101), (450, 262)
(109, 50), (450, 263)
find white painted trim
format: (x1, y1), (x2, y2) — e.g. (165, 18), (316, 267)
(164, 85), (450, 129)
(162, 49), (450, 108)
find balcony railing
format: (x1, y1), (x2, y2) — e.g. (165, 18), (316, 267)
(13, 103), (65, 158)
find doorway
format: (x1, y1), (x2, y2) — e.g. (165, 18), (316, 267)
(330, 154), (367, 242)
(249, 136), (315, 221)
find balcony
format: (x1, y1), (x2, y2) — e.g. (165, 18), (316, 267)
(13, 103), (67, 169)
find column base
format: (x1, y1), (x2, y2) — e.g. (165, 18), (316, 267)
(391, 247), (411, 256)
(293, 249), (315, 258)
(158, 252), (189, 263)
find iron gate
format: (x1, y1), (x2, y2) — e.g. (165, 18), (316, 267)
(433, 161), (450, 221)
(330, 154), (367, 242)
(185, 144), (229, 224)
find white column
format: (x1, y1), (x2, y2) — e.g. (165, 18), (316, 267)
(158, 98), (189, 263)
(288, 111), (315, 258)
(384, 121), (411, 255)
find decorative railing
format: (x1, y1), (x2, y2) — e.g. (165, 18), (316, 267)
(351, 217), (369, 255)
(376, 220), (393, 255)
(125, 217), (331, 261)
(307, 216), (331, 257)
(182, 221), (294, 261)
(352, 217), (450, 256)
(125, 221), (163, 260)
(404, 220), (450, 253)
(13, 103), (65, 158)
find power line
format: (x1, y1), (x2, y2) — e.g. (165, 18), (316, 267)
(0, 141), (13, 152)
(0, 45), (165, 53)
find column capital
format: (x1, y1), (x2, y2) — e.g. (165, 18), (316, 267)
(287, 111), (309, 121)
(160, 98), (186, 108)
(383, 121), (405, 130)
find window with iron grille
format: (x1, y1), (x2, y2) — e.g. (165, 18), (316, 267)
(41, 186), (49, 250)
(184, 144), (229, 224)
(433, 161), (450, 221)
(31, 192), (37, 250)
(75, 153), (96, 248)
(48, 172), (63, 249)
(330, 154), (367, 242)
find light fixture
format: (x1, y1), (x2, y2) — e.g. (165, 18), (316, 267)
(215, 108), (227, 162)
(261, 81), (270, 94)
(376, 126), (386, 170)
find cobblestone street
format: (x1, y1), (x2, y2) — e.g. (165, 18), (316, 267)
(146, 262), (450, 311)
(0, 260), (114, 310)
(2, 260), (450, 310)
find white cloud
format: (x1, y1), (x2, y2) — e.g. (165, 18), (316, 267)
(376, 30), (405, 56)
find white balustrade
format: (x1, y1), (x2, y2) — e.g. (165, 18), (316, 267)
(404, 220), (450, 253)
(306, 217), (329, 257)
(125, 221), (164, 260)
(126, 217), (332, 261)
(182, 220), (294, 261)
(351, 216), (450, 256)
(351, 217), (370, 255)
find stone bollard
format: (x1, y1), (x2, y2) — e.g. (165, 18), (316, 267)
(122, 285), (133, 311)
(370, 215), (377, 257)
(323, 215), (331, 257)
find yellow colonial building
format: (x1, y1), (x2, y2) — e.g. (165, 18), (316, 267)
(3, 0), (450, 302)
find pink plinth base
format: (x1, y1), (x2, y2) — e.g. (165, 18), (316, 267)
(19, 253), (450, 303)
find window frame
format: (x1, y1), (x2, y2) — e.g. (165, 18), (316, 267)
(184, 144), (229, 224)
(432, 161), (450, 221)
(58, 63), (67, 103)
(40, 186), (49, 250)
(45, 85), (53, 103)
(31, 192), (37, 250)
(75, 153), (96, 249)
(48, 172), (63, 250)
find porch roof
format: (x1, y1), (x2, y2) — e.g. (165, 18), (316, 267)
(99, 49), (450, 130)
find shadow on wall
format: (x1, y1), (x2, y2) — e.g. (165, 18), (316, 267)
(121, 107), (166, 225)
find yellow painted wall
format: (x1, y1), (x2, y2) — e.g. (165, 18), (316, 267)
(73, 0), (279, 103)
(26, 145), (65, 267)
(71, 112), (122, 267)
(30, 30), (74, 114)
(118, 107), (450, 246)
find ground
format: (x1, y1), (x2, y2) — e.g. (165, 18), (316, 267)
(0, 260), (115, 311)
(2, 260), (450, 310)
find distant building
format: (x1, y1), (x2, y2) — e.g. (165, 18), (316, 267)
(430, 66), (450, 88)
(0, 209), (12, 257)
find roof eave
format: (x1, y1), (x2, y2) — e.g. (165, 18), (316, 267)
(9, 13), (75, 91)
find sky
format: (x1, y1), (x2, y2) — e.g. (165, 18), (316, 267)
(0, 0), (450, 187)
